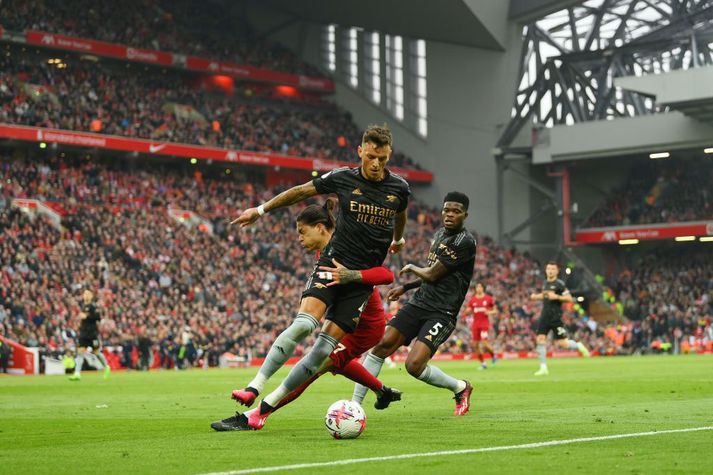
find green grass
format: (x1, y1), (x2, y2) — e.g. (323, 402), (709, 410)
(1, 356), (712, 474)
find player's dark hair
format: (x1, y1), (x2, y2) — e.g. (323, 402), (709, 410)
(475, 282), (486, 290)
(546, 260), (559, 267)
(296, 197), (337, 231)
(362, 124), (392, 148)
(443, 191), (470, 210)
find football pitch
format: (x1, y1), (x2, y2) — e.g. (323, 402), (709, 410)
(1, 356), (712, 474)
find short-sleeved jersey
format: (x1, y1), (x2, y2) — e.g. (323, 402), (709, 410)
(409, 227), (477, 317)
(78, 302), (101, 339)
(467, 294), (494, 326)
(540, 279), (569, 320)
(312, 167), (410, 269)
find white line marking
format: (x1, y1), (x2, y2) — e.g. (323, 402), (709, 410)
(199, 426), (713, 475)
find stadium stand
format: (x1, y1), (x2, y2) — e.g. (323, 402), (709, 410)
(0, 0), (325, 76)
(0, 47), (421, 169)
(1, 153), (709, 371)
(583, 158), (713, 228)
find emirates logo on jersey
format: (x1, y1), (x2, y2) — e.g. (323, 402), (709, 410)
(438, 243), (457, 260)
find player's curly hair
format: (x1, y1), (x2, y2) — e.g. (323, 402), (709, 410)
(296, 197), (338, 230)
(444, 191), (470, 210)
(362, 123), (392, 148)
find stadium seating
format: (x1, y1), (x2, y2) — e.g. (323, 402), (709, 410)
(0, 0), (325, 76)
(2, 153), (709, 370)
(0, 48), (421, 170)
(583, 158), (713, 228)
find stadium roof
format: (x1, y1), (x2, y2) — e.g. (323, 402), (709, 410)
(498, 0), (713, 150)
(253, 0), (519, 49)
(617, 65), (713, 126)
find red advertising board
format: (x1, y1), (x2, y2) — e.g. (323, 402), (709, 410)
(23, 30), (335, 92)
(185, 56), (335, 92)
(0, 124), (433, 183)
(0, 336), (39, 375)
(25, 30), (173, 65)
(576, 221), (713, 243)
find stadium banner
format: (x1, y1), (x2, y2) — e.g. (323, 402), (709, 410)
(11, 198), (63, 230)
(185, 56), (335, 92)
(0, 124), (433, 183)
(25, 30), (173, 66)
(0, 336), (40, 375)
(576, 221), (713, 243)
(22, 30), (335, 92)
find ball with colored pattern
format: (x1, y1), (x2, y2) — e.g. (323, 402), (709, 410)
(324, 399), (366, 439)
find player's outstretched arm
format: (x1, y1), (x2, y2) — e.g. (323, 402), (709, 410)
(399, 260), (449, 283)
(231, 181), (319, 227)
(359, 266), (395, 285)
(318, 259), (394, 286)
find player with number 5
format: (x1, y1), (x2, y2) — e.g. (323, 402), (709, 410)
(352, 192), (477, 416)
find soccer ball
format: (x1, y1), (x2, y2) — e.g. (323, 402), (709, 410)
(324, 399), (366, 439)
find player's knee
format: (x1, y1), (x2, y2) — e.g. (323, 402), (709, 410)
(405, 359), (426, 377)
(299, 297), (326, 318)
(284, 313), (319, 340)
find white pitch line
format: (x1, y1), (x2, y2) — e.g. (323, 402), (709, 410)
(199, 426), (713, 475)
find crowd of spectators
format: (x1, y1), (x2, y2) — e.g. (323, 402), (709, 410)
(1, 0), (325, 77)
(0, 154), (307, 369)
(0, 47), (422, 170)
(609, 247), (713, 354)
(0, 153), (710, 373)
(583, 158), (713, 228)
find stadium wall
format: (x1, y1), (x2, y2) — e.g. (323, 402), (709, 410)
(332, 36), (531, 241)
(305, 31), (529, 239)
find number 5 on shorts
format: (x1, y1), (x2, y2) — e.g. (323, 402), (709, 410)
(429, 322), (443, 336)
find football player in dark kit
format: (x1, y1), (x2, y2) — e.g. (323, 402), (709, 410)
(353, 192), (476, 416)
(69, 289), (111, 381)
(228, 124), (410, 430)
(530, 261), (590, 376)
